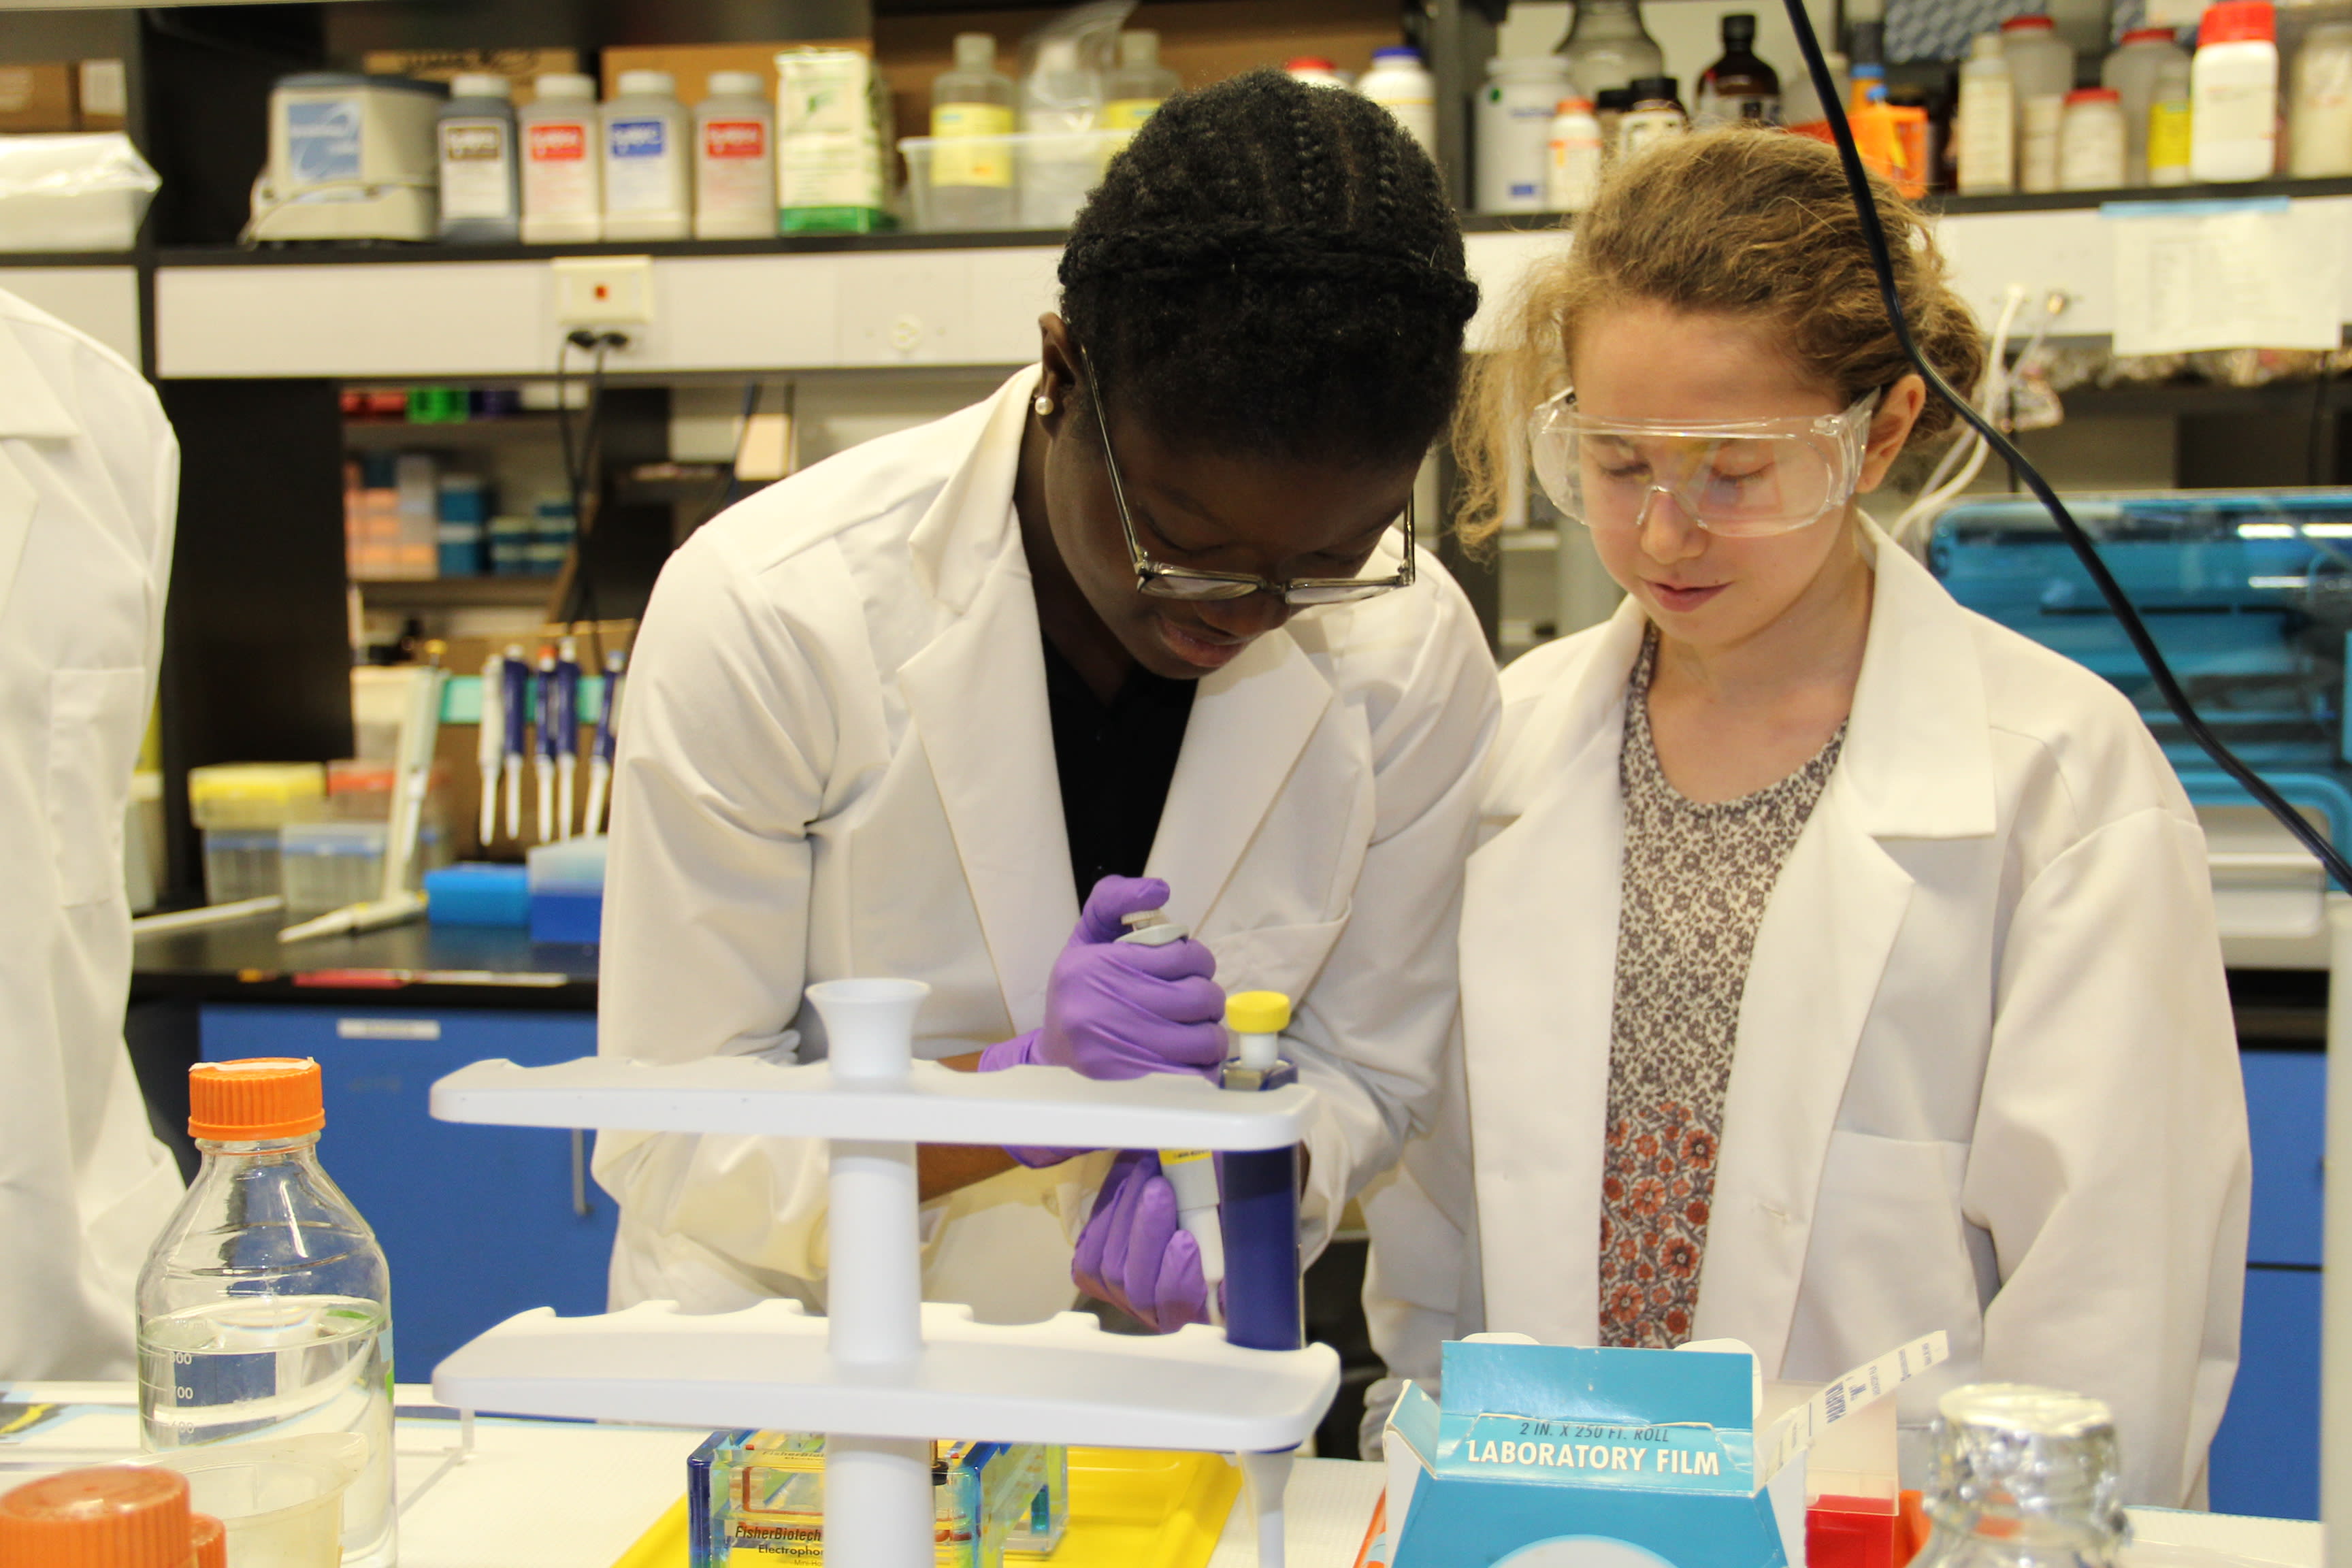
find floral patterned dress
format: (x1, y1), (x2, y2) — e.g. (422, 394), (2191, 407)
(1598, 631), (1845, 1348)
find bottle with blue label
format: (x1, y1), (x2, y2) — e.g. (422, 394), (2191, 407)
(602, 69), (689, 241)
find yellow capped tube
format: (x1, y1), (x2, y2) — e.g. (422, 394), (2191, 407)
(1225, 990), (1291, 1072)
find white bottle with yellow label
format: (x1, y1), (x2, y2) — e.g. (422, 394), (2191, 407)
(930, 32), (1015, 229)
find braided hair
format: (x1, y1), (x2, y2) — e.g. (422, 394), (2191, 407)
(1059, 69), (1479, 467)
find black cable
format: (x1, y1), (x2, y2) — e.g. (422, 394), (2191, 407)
(1781, 0), (2352, 894)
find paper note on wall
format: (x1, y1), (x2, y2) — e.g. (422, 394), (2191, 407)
(2108, 199), (2346, 357)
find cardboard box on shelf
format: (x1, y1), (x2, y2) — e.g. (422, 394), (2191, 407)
(0, 63), (76, 132)
(362, 48), (583, 106)
(873, 0), (1401, 152)
(602, 39), (868, 110)
(76, 61), (126, 130)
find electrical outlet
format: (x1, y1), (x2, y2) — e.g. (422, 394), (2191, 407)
(552, 256), (655, 327)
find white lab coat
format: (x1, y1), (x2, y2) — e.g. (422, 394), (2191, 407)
(0, 287), (184, 1379)
(595, 367), (1498, 1324)
(1364, 524), (2249, 1505)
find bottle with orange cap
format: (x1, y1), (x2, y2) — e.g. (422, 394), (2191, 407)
(134, 1059), (395, 1568)
(0, 1464), (222, 1568)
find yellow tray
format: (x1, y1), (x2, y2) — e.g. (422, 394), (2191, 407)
(612, 1448), (1239, 1568)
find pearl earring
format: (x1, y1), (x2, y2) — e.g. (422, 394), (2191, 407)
(1034, 394), (1056, 417)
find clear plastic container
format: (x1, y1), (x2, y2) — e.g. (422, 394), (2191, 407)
(201, 830), (281, 907)
(278, 823), (389, 916)
(137, 1059), (395, 1568)
(142, 1435), (362, 1568)
(900, 130), (1126, 231)
(929, 33), (1017, 231)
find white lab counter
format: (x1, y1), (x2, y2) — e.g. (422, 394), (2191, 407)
(0, 1383), (2320, 1568)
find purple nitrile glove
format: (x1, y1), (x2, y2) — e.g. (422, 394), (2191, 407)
(1073, 1149), (1209, 1333)
(977, 877), (1226, 1168)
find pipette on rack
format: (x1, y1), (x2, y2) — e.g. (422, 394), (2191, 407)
(533, 646), (558, 844)
(500, 645), (529, 843)
(477, 649), (504, 847)
(583, 648), (625, 837)
(552, 638), (581, 840)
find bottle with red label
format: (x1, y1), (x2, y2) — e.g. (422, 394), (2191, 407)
(693, 70), (775, 240)
(519, 72), (602, 244)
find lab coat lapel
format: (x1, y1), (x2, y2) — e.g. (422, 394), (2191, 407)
(1147, 628), (1332, 932)
(899, 370), (1079, 1035)
(1696, 526), (1997, 1367)
(1465, 601), (1649, 1348)
(0, 449), (35, 619)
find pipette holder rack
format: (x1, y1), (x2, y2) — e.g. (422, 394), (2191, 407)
(426, 979), (1339, 1567)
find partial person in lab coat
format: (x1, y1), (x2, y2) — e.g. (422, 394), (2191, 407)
(1361, 131), (2249, 1504)
(596, 72), (1497, 1329)
(0, 285), (185, 1378)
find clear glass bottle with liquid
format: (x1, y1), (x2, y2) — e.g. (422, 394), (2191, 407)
(1910, 1385), (2126, 1568)
(930, 32), (1017, 230)
(1557, 0), (1665, 102)
(1105, 29), (1179, 131)
(137, 1059), (395, 1568)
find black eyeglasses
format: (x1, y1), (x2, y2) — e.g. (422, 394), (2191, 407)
(1075, 351), (1418, 608)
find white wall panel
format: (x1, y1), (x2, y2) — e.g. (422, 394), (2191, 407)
(0, 265), (140, 365)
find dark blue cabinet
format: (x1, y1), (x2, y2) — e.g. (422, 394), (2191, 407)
(199, 1004), (615, 1380)
(2210, 1049), (2325, 1519)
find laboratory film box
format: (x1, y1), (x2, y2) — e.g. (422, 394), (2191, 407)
(1379, 1333), (1946, 1568)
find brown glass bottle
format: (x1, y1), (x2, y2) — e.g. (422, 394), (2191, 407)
(1695, 13), (1782, 126)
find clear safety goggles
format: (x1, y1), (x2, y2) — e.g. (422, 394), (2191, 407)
(1526, 391), (1882, 538)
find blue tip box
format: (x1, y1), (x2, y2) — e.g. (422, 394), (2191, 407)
(423, 862), (529, 928)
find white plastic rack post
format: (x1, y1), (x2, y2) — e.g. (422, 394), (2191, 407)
(426, 978), (1340, 1568)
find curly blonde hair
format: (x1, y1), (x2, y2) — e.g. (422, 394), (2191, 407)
(1453, 127), (1986, 552)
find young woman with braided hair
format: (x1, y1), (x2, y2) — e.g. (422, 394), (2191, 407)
(598, 71), (1496, 1333)
(1363, 129), (2247, 1504)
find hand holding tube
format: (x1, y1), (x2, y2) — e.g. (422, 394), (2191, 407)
(1072, 1149), (1211, 1333)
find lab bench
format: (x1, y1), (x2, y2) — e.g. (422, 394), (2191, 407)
(131, 913), (609, 1379)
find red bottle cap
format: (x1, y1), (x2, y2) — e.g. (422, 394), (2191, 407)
(2000, 14), (2057, 31)
(1556, 97), (1595, 114)
(2066, 86), (2122, 103)
(2202, 1), (2276, 44)
(0, 1468), (194, 1568)
(2122, 26), (2182, 44)
(1284, 56), (1337, 71)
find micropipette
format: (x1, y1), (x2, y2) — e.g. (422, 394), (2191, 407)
(477, 650), (504, 847)
(533, 646), (558, 844)
(584, 648), (625, 837)
(500, 646), (529, 843)
(553, 637), (582, 840)
(1120, 906), (1227, 1326)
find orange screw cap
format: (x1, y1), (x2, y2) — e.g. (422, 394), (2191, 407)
(187, 1058), (325, 1141)
(0, 1466), (194, 1568)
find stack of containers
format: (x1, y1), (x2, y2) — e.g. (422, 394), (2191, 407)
(532, 496), (576, 574)
(436, 473), (487, 576)
(527, 835), (608, 943)
(2000, 14), (2076, 194)
(187, 764), (325, 904)
(776, 47), (892, 233)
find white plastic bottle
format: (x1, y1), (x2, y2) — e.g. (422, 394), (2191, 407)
(692, 70), (773, 239)
(1360, 46), (1439, 159)
(2192, 1), (2279, 182)
(519, 72), (600, 244)
(2000, 12), (2076, 183)
(2059, 86), (2127, 188)
(931, 33), (1017, 231)
(1957, 33), (2017, 193)
(2289, 20), (2352, 177)
(1103, 30), (1178, 131)
(2148, 54), (2197, 184)
(2104, 27), (2190, 184)
(1546, 96), (1604, 212)
(437, 73), (519, 244)
(1477, 55), (1573, 212)
(602, 69), (689, 241)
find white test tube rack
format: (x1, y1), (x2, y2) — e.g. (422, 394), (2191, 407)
(425, 978), (1339, 1568)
